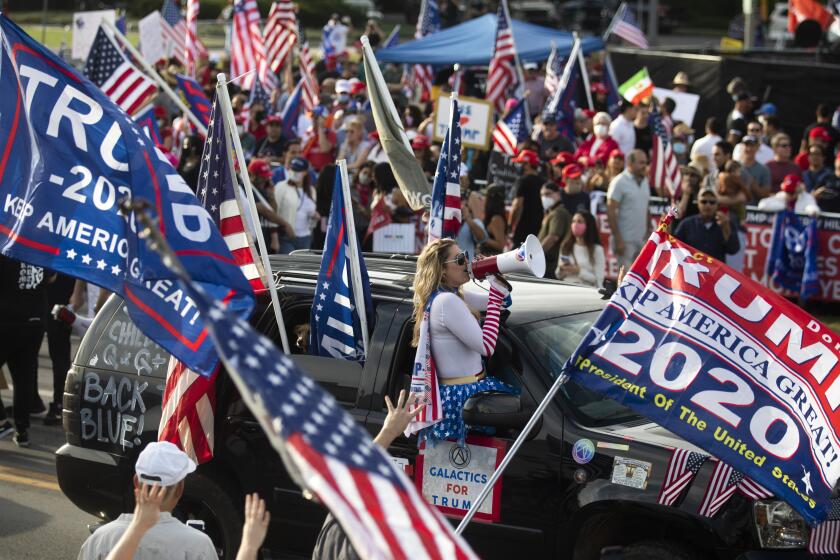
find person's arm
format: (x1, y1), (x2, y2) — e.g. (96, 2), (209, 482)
(318, 128), (334, 152)
(105, 484), (167, 560)
(235, 494), (271, 560)
(436, 284), (507, 357)
(606, 198), (624, 256)
(483, 215), (507, 252)
(373, 391), (421, 448)
(509, 196), (524, 232)
(70, 279), (87, 312)
(594, 245), (606, 290)
(255, 203), (295, 237)
(716, 190), (748, 207)
(723, 216), (740, 255)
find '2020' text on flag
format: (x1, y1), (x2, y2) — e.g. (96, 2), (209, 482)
(563, 216), (840, 525)
(0, 15), (254, 376)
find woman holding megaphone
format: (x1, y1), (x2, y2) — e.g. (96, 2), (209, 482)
(409, 236), (544, 446)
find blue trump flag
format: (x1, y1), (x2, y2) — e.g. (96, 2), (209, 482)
(767, 209), (820, 301)
(0, 15), (254, 375)
(133, 104), (162, 145)
(280, 79), (304, 139)
(543, 47), (580, 140)
(175, 73), (212, 129)
(309, 170), (372, 361)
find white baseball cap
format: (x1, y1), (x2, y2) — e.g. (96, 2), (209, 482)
(335, 79), (351, 94)
(135, 441), (196, 486)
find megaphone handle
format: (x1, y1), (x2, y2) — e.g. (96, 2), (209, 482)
(491, 273), (513, 293)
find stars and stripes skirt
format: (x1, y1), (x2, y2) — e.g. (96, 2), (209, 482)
(420, 375), (519, 446)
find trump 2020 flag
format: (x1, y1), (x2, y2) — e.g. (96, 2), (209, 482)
(767, 209), (819, 301)
(564, 216), (840, 525)
(176, 280), (478, 560)
(309, 171), (372, 361)
(0, 15), (253, 376)
(543, 41), (580, 140)
(175, 73), (212, 129)
(427, 98), (462, 242)
(133, 104), (162, 145)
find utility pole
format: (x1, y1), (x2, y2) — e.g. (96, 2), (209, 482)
(743, 0), (755, 50)
(646, 0), (659, 47)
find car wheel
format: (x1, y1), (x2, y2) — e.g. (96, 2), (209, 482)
(174, 471), (242, 559)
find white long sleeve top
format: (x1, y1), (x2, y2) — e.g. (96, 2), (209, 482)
(557, 244), (606, 289)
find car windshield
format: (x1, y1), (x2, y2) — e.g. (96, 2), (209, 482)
(514, 312), (640, 426)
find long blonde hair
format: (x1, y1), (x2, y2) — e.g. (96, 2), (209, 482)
(412, 239), (458, 346)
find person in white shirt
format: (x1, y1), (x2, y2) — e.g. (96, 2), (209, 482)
(690, 116), (723, 162)
(733, 121), (773, 165)
(411, 239), (517, 446)
(78, 442), (218, 560)
(609, 101), (637, 157)
(758, 174), (821, 216)
(275, 157), (319, 253)
(556, 211), (606, 289)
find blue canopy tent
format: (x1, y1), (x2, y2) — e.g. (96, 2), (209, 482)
(376, 14), (605, 66)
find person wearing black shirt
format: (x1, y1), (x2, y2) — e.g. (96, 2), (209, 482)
(673, 188), (740, 262)
(255, 115), (286, 164)
(558, 164), (591, 216)
(509, 150), (545, 246)
(633, 102), (653, 154)
(814, 154), (840, 213)
(0, 255), (52, 447)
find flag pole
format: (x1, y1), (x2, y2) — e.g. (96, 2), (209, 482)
(337, 159), (370, 356)
(102, 19), (208, 136)
(502, 0), (528, 107)
(216, 72), (291, 354)
(455, 370), (571, 534)
(602, 1), (623, 41)
(573, 34), (594, 111)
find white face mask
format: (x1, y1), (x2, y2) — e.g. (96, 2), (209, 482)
(594, 124), (609, 138)
(359, 171), (371, 184)
(288, 170), (305, 184)
(541, 196), (555, 210)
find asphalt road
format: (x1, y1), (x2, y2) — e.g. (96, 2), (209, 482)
(0, 336), (99, 560)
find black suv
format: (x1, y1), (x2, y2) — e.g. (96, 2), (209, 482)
(57, 252), (812, 559)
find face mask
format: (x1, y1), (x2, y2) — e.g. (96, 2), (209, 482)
(359, 171), (371, 184)
(288, 171), (305, 184)
(673, 142), (687, 154)
(571, 222), (587, 237)
(594, 124), (609, 138)
(237, 124), (245, 135)
(337, 93), (350, 103)
(405, 116), (414, 127)
(541, 196), (555, 210)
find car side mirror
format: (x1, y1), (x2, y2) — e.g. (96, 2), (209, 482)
(461, 391), (531, 431)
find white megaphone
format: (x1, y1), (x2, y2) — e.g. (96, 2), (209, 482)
(469, 234), (546, 280)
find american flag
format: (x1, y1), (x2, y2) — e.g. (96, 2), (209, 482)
(544, 42), (563, 97)
(264, 1), (298, 74)
(382, 24), (401, 49)
(649, 102), (681, 199)
(810, 499), (840, 555)
(299, 42), (320, 112)
(486, 0), (519, 112)
(411, 0), (439, 100)
(161, 0), (208, 66)
(309, 171), (372, 361)
(231, 0), (277, 91)
(184, 0), (199, 75)
(248, 77), (273, 112)
(84, 27), (158, 116)
(657, 448), (709, 506)
(174, 280), (478, 560)
(492, 97), (528, 155)
(428, 98), (462, 242)
(606, 2), (649, 49)
(697, 461), (772, 518)
(158, 358), (218, 464)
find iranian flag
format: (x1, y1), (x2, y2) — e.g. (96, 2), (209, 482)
(618, 68), (654, 105)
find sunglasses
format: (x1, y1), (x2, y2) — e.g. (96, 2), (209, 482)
(444, 251), (468, 266)
(698, 199), (718, 205)
(777, 143), (791, 148)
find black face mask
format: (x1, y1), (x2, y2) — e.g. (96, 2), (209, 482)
(254, 111), (266, 122)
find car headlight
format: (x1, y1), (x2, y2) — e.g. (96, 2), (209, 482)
(753, 500), (808, 549)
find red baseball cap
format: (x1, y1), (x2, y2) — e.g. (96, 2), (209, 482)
(809, 127), (831, 143)
(247, 159), (272, 179)
(562, 164), (583, 179)
(591, 82), (608, 95)
(411, 135), (431, 150)
(266, 114), (283, 124)
(609, 148), (624, 159)
(582, 109), (597, 119)
(550, 151), (575, 167)
(348, 78), (366, 95)
(781, 174), (801, 194)
(512, 149), (540, 166)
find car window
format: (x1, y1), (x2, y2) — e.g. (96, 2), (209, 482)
(84, 303), (170, 379)
(514, 312), (640, 426)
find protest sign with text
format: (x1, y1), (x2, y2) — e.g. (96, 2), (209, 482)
(566, 220), (840, 525)
(433, 95), (494, 150)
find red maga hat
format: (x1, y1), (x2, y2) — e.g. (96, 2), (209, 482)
(247, 159), (272, 179)
(781, 174), (801, 194)
(562, 164), (583, 179)
(512, 149), (540, 166)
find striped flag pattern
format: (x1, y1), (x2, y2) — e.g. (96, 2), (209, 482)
(427, 98), (462, 242)
(606, 2), (649, 48)
(657, 448), (709, 506)
(158, 358), (218, 464)
(544, 42), (563, 97)
(264, 1), (298, 74)
(809, 500), (840, 555)
(697, 461), (772, 518)
(161, 0), (207, 66)
(649, 102), (681, 199)
(174, 279), (479, 560)
(231, 0), (277, 91)
(299, 42), (320, 112)
(486, 0), (518, 112)
(492, 97), (528, 155)
(184, 0), (200, 75)
(197, 96), (265, 292)
(83, 27), (158, 116)
(411, 0), (440, 100)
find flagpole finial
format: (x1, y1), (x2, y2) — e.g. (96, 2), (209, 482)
(360, 35), (370, 48)
(216, 72), (228, 86)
